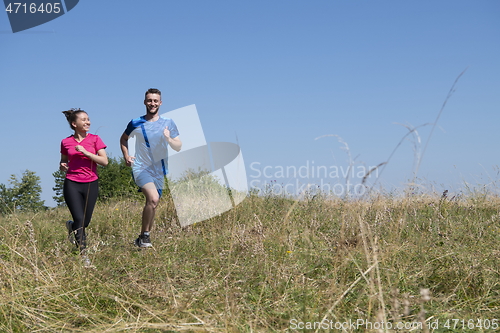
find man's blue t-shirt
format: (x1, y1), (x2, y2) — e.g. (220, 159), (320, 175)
(125, 116), (179, 190)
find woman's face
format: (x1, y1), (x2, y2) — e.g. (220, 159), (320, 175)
(72, 112), (90, 132)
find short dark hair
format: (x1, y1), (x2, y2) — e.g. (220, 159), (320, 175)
(145, 88), (161, 99)
(62, 108), (87, 130)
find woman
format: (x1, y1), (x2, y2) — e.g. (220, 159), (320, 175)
(60, 108), (108, 252)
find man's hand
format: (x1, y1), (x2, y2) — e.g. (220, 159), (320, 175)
(125, 156), (135, 167)
(163, 126), (171, 140)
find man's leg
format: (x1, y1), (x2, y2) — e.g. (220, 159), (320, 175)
(135, 183), (159, 248)
(141, 183), (160, 233)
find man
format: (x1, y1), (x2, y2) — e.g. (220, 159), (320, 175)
(120, 88), (182, 247)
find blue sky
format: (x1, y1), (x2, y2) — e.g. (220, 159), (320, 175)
(1, 0), (499, 206)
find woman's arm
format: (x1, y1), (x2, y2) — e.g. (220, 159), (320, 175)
(60, 154), (69, 172)
(75, 145), (108, 166)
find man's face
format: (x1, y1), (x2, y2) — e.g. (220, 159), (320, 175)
(144, 93), (162, 115)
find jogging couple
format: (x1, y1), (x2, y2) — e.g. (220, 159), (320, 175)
(60, 88), (181, 252)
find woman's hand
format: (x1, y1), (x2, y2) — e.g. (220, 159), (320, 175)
(60, 162), (68, 172)
(75, 145), (89, 156)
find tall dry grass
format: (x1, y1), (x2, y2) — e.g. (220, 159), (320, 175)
(1, 189), (499, 332)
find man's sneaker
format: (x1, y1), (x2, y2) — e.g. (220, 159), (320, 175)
(66, 220), (76, 245)
(134, 234), (152, 248)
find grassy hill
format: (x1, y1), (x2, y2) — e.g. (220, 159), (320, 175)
(1, 192), (499, 332)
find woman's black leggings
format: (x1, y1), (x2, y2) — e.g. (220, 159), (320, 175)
(63, 178), (98, 242)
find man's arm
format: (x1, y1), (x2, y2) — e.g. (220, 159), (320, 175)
(163, 127), (182, 152)
(120, 132), (135, 166)
(168, 136), (182, 152)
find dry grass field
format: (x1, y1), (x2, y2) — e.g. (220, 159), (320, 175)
(1, 188), (499, 332)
